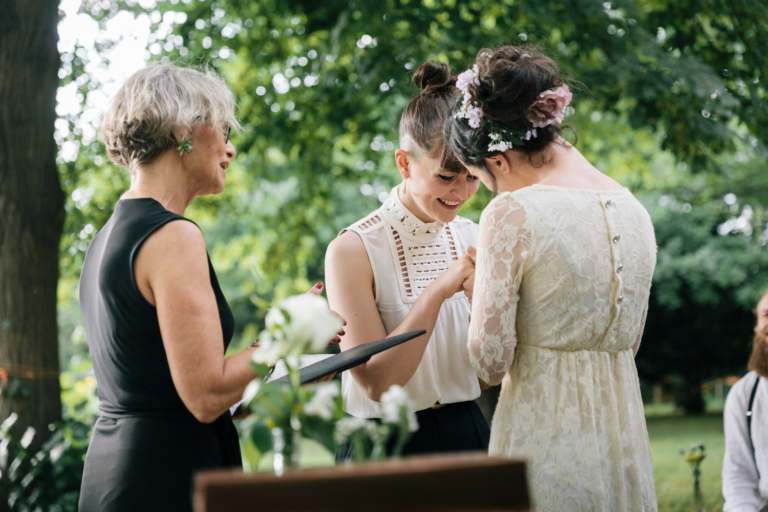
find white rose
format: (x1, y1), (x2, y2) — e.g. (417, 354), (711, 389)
(251, 330), (287, 366)
(268, 294), (343, 354)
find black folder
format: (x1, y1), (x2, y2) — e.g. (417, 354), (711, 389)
(269, 330), (426, 385)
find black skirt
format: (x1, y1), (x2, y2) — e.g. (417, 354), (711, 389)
(339, 400), (490, 459)
(79, 414), (241, 512)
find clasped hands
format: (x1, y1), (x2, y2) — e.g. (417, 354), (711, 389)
(461, 246), (477, 305)
(431, 246), (477, 305)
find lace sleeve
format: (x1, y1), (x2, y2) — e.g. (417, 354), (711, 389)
(468, 194), (532, 386)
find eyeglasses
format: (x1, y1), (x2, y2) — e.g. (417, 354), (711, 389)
(195, 115), (231, 143)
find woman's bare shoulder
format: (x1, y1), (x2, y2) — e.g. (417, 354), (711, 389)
(326, 231), (370, 269)
(134, 220), (208, 305)
(136, 219), (203, 259)
(325, 231), (375, 301)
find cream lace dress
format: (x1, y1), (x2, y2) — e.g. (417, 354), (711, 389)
(468, 185), (658, 511)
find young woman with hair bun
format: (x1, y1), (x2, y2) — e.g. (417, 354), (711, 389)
(325, 60), (490, 456)
(445, 46), (658, 510)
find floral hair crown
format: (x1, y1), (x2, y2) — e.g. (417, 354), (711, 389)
(454, 63), (573, 153)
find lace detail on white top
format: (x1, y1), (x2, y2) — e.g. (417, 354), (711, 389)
(353, 214), (382, 233)
(339, 187), (480, 416)
(380, 187), (445, 242)
(379, 187), (461, 304)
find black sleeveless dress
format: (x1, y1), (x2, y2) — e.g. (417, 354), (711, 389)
(78, 198), (241, 512)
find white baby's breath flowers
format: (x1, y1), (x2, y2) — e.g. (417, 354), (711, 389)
(333, 417), (388, 445)
(380, 385), (418, 433)
(304, 382), (339, 421)
(252, 294), (343, 366)
(487, 133), (513, 153)
(335, 416), (372, 436)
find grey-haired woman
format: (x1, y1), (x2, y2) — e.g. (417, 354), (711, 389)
(77, 64), (332, 511)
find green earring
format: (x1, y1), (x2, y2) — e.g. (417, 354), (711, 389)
(177, 138), (193, 155)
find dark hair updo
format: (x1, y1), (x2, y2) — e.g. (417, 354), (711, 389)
(399, 60), (464, 173)
(444, 46), (576, 172)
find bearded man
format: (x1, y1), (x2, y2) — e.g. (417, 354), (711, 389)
(723, 289), (768, 512)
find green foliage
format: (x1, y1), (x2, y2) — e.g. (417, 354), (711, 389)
(0, 371), (97, 512)
(636, 168), (768, 411)
(56, 0), (768, 361)
(0, 418), (89, 512)
(53, 0), (768, 430)
(0, 380), (32, 400)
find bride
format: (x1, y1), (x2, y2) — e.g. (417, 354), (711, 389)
(445, 46), (658, 511)
(325, 61), (490, 455)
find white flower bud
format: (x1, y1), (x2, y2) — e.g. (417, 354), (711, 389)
(242, 379), (261, 404)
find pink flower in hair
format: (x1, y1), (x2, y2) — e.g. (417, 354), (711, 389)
(526, 84), (573, 128)
(456, 65), (480, 92)
(467, 106), (483, 128)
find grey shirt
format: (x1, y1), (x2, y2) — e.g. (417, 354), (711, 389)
(723, 371), (768, 512)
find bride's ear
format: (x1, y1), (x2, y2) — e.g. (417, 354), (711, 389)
(484, 153), (512, 176)
(395, 149), (411, 180)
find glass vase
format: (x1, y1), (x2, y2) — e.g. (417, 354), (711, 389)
(272, 425), (300, 476)
(693, 468), (705, 512)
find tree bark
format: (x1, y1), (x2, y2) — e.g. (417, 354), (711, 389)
(0, 0), (64, 445)
(681, 378), (705, 415)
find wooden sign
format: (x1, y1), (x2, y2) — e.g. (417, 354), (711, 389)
(193, 452), (529, 512)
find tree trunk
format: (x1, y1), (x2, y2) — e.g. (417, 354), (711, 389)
(682, 378), (705, 415)
(0, 0), (64, 446)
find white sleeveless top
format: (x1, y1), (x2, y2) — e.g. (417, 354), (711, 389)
(340, 187), (481, 417)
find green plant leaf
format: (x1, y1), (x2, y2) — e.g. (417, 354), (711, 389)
(250, 423), (273, 453)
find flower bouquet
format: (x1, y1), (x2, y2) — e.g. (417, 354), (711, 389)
(239, 294), (418, 474)
(680, 442), (707, 512)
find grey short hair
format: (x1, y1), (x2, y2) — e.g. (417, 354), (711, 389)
(101, 63), (241, 170)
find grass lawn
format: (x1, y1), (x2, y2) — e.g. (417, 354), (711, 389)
(647, 413), (725, 512)
(241, 405), (729, 512)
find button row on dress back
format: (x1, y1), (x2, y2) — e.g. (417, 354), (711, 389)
(604, 197), (624, 307)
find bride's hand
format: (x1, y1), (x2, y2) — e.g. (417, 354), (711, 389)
(462, 272), (475, 305)
(462, 247), (477, 304)
(306, 282), (346, 344)
(430, 247), (477, 302)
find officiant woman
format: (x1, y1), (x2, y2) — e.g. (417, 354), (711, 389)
(77, 64), (335, 512)
(326, 61), (490, 456)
